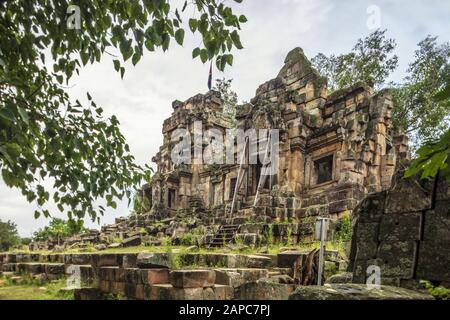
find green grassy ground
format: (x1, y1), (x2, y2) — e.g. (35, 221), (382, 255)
(0, 277), (72, 300)
(2, 240), (349, 257)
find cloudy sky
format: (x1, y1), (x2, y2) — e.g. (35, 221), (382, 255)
(1, 0), (449, 236)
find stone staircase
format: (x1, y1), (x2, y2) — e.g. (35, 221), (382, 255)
(208, 224), (241, 248)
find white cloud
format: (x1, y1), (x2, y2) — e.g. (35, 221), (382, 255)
(1, 0), (449, 236)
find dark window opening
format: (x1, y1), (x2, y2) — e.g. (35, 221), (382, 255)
(168, 188), (176, 208)
(143, 186), (152, 209)
(255, 161), (275, 191)
(229, 178), (237, 200)
(315, 155), (333, 184)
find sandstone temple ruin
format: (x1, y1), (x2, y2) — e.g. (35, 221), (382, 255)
(4, 48), (449, 301)
(144, 48), (409, 229)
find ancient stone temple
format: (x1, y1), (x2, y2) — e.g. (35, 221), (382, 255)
(146, 48), (409, 228)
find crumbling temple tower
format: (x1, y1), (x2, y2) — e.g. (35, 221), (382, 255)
(146, 48), (409, 227)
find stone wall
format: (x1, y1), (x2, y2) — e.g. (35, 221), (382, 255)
(349, 169), (450, 288)
(0, 250), (346, 300)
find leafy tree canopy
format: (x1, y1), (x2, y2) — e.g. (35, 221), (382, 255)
(312, 31), (449, 150)
(32, 217), (86, 242)
(0, 219), (21, 251)
(0, 0), (246, 222)
(312, 29), (398, 91)
(392, 36), (450, 145)
(405, 79), (450, 180)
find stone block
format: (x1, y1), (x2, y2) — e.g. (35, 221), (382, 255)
(328, 199), (358, 213)
(245, 255), (273, 268)
(24, 263), (43, 275)
(97, 254), (118, 267)
(423, 200), (450, 242)
(124, 268), (141, 284)
(351, 259), (367, 284)
(79, 265), (95, 283)
(124, 283), (137, 299)
(148, 284), (174, 300)
(235, 281), (295, 300)
(140, 268), (170, 285)
(2, 263), (17, 272)
(69, 254), (95, 265)
(137, 253), (171, 268)
(170, 270), (215, 288)
(45, 263), (65, 275)
(99, 280), (111, 292)
(372, 241), (416, 278)
(149, 284), (211, 300)
(5, 254), (16, 263)
(110, 281), (125, 296)
(378, 212), (421, 241)
(385, 176), (433, 213)
(277, 251), (309, 268)
(118, 254), (138, 268)
(354, 222), (379, 260)
(73, 287), (101, 300)
(435, 176), (450, 201)
(122, 236), (141, 247)
(356, 192), (385, 223)
(325, 272), (353, 284)
(416, 240), (450, 282)
(214, 268), (269, 287)
(135, 284), (146, 300)
(288, 283), (432, 300)
(99, 266), (118, 281)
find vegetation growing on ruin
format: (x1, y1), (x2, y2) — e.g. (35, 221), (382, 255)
(422, 280), (450, 300)
(334, 215), (353, 242)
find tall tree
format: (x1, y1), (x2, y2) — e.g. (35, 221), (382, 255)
(0, 1), (246, 221)
(0, 219), (20, 251)
(405, 78), (450, 180)
(392, 36), (450, 146)
(311, 29), (398, 91)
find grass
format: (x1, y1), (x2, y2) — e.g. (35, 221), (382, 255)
(0, 276), (72, 300)
(1, 241), (348, 257)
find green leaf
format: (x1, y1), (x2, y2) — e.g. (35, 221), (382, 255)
(162, 34), (170, 51)
(145, 40), (155, 52)
(132, 53), (140, 66)
(225, 54), (233, 66)
(5, 143), (22, 158)
(239, 15), (247, 23)
(200, 49), (208, 63)
(192, 47), (201, 59)
(80, 51), (89, 66)
(189, 19), (197, 32)
(17, 106), (29, 125)
(0, 108), (15, 122)
(113, 59), (120, 72)
(175, 29), (185, 45)
(230, 31), (243, 49)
